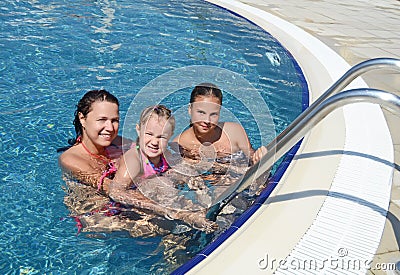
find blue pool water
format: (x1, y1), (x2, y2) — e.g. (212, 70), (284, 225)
(0, 0), (307, 274)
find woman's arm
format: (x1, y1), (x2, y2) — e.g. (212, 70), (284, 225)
(59, 151), (102, 190)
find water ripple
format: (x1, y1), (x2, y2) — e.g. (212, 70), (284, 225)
(0, 104), (44, 115)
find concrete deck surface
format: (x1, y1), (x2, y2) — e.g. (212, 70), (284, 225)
(238, 1), (400, 273)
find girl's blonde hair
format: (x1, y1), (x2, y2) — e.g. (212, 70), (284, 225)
(138, 104), (175, 133)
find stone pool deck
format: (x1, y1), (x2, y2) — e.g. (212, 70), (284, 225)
(239, 1), (400, 273)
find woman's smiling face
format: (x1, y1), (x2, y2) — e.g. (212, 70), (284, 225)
(80, 100), (120, 149)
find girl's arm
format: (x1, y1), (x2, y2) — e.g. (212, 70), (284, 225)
(110, 147), (141, 190)
(108, 148), (175, 218)
(109, 147), (218, 232)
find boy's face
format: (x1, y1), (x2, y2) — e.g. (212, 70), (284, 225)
(189, 95), (221, 135)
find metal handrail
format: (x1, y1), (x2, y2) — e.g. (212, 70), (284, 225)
(209, 88), (400, 214)
(267, 57), (400, 152)
(209, 58), (400, 216)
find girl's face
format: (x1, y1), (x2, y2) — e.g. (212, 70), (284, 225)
(189, 95), (221, 135)
(136, 115), (173, 162)
(79, 101), (119, 149)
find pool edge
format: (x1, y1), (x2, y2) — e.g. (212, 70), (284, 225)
(174, 1), (394, 274)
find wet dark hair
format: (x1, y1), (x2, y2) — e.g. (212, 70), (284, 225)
(57, 89), (119, 152)
(190, 83), (223, 104)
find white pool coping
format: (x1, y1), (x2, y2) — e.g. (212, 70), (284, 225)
(185, 1), (394, 274)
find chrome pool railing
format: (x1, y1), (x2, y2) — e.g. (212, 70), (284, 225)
(212, 58), (400, 212)
(268, 57), (400, 153)
(241, 88), (400, 193)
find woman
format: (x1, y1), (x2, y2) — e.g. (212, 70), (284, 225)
(59, 89), (129, 193)
(59, 90), (173, 237)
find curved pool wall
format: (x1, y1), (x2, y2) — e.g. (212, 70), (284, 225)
(173, 1), (394, 274)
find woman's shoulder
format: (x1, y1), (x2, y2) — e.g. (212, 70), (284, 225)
(59, 144), (79, 159)
(59, 145), (86, 171)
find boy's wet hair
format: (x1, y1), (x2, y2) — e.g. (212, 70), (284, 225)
(138, 104), (175, 133)
(190, 83), (223, 104)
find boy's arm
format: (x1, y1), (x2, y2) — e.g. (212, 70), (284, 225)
(231, 124), (268, 164)
(226, 122), (254, 157)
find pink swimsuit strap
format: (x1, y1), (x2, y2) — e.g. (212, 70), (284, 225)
(139, 149), (169, 178)
(79, 139), (117, 192)
(98, 161), (117, 191)
(130, 143), (168, 178)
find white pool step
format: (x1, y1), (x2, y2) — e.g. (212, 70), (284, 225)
(274, 103), (393, 274)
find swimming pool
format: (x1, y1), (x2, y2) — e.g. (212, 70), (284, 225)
(0, 0), (307, 273)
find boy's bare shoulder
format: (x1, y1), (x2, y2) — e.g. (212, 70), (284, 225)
(222, 121), (245, 133)
(173, 128), (195, 145)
